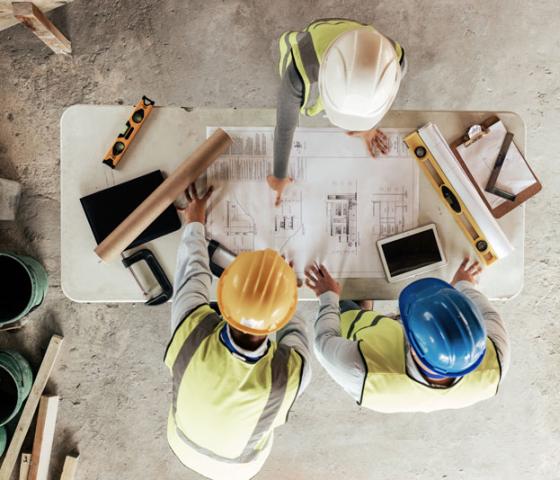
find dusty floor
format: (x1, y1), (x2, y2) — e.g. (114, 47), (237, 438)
(0, 1), (559, 479)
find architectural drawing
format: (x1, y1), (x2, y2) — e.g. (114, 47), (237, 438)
(325, 181), (359, 253)
(207, 198), (255, 253)
(384, 132), (410, 157)
(206, 127), (419, 278)
(371, 186), (409, 237)
(226, 200), (256, 235)
(224, 199), (256, 251)
(206, 128), (306, 181)
(273, 190), (305, 251)
(226, 131), (269, 156)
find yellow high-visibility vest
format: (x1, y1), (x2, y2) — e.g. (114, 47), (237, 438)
(340, 309), (501, 413)
(278, 18), (405, 117)
(165, 305), (303, 468)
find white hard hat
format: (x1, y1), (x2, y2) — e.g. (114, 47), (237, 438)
(319, 28), (402, 131)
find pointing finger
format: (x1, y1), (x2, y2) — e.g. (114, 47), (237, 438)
(203, 185), (214, 201)
(185, 184), (193, 203)
(304, 268), (318, 283)
(375, 136), (389, 154)
(191, 182), (199, 200)
(467, 261), (480, 273)
(366, 138), (377, 158)
(310, 264), (322, 278)
(305, 278), (317, 290)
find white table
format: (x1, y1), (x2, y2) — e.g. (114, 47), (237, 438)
(60, 106), (525, 302)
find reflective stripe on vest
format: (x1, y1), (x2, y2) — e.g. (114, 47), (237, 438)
(277, 19), (404, 118)
(165, 305), (302, 464)
(340, 309), (501, 413)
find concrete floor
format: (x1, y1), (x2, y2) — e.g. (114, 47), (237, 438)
(0, 0), (559, 479)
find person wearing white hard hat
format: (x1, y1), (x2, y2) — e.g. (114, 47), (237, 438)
(304, 258), (510, 413)
(166, 184), (311, 480)
(268, 18), (407, 205)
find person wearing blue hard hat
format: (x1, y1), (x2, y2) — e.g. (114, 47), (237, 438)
(304, 257), (510, 412)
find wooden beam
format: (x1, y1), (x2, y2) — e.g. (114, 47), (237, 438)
(0, 335), (64, 480)
(19, 453), (31, 480)
(60, 454), (79, 480)
(28, 395), (59, 480)
(12, 1), (71, 55)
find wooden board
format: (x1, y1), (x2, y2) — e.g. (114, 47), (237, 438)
(28, 396), (59, 480)
(19, 453), (31, 480)
(0, 335), (64, 480)
(60, 455), (79, 480)
(0, 0), (72, 33)
(12, 2), (71, 54)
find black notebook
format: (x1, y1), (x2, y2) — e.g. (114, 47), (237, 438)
(80, 170), (181, 250)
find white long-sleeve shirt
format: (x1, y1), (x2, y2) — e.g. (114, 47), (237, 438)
(171, 222), (312, 395)
(314, 281), (510, 401)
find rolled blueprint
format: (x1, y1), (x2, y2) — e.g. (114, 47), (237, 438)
(94, 128), (232, 262)
(418, 123), (514, 260)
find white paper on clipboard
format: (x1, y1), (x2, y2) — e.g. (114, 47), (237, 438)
(456, 121), (535, 208)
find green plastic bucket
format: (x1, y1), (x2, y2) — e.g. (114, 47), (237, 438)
(0, 425), (6, 457)
(0, 253), (48, 328)
(0, 350), (33, 427)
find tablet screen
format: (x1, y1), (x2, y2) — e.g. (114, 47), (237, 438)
(380, 228), (442, 277)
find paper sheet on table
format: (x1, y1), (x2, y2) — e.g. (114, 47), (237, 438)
(204, 127), (419, 278)
(456, 121), (535, 209)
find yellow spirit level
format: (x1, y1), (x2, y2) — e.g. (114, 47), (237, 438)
(102, 96), (155, 169)
(404, 123), (514, 266)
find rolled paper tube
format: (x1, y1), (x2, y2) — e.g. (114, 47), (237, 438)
(94, 128), (232, 262)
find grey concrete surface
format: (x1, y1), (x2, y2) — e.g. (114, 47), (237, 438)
(0, 1), (559, 479)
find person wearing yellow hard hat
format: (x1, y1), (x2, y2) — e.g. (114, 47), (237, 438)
(304, 259), (510, 413)
(165, 183), (311, 480)
(267, 18), (407, 206)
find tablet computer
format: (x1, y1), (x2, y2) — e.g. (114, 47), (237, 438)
(377, 224), (447, 283)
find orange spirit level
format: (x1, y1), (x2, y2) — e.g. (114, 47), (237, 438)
(102, 96), (155, 169)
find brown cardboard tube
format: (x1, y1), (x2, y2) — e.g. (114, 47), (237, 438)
(94, 128), (232, 262)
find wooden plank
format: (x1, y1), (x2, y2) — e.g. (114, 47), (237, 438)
(60, 454), (79, 480)
(28, 396), (59, 480)
(0, 0), (73, 33)
(12, 1), (71, 54)
(0, 335), (64, 480)
(19, 453), (31, 480)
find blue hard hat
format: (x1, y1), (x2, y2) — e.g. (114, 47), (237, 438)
(399, 278), (487, 377)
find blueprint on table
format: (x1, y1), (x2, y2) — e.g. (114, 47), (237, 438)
(204, 127), (419, 278)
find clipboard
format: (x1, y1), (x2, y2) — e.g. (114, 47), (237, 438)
(451, 116), (542, 218)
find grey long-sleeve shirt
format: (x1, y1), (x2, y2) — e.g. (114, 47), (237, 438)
(171, 222), (312, 396)
(313, 281), (510, 402)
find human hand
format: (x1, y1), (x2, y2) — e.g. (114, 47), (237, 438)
(283, 257), (303, 288)
(177, 183), (214, 225)
(304, 263), (341, 297)
(451, 258), (483, 286)
(346, 128), (389, 158)
(267, 175), (294, 206)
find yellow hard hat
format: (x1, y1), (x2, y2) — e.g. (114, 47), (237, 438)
(217, 249), (298, 335)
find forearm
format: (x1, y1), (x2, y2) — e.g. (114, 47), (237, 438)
(276, 310), (312, 395)
(314, 292), (344, 349)
(313, 292), (366, 402)
(171, 222), (213, 332)
(273, 62), (303, 179)
(455, 281), (511, 377)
